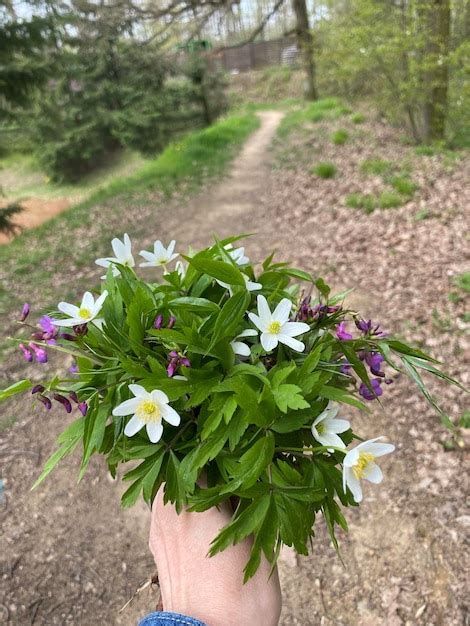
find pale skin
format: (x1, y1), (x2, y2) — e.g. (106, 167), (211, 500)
(149, 486), (282, 626)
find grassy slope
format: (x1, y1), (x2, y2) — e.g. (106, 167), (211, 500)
(0, 112), (260, 319)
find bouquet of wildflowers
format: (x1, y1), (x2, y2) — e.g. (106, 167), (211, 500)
(2, 235), (463, 580)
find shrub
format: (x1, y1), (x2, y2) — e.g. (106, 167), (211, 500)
(361, 158), (393, 176)
(346, 193), (377, 213)
(351, 112), (365, 124)
(415, 145), (435, 156)
(390, 175), (418, 196)
(378, 190), (403, 208)
(313, 162), (337, 178)
(332, 129), (349, 145)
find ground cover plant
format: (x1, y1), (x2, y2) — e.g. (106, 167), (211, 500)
(312, 162), (337, 178)
(2, 235), (463, 583)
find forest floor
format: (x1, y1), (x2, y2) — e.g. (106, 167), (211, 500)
(1, 108), (469, 626)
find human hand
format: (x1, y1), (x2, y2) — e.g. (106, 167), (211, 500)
(149, 486), (282, 626)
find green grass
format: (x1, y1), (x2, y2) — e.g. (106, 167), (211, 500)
(351, 112), (366, 124)
(389, 175), (418, 196)
(361, 158), (393, 176)
(312, 162), (337, 179)
(276, 98), (348, 138)
(415, 145), (435, 156)
(0, 112), (260, 311)
(346, 193), (378, 214)
(414, 208), (430, 221)
(377, 190), (403, 208)
(453, 272), (470, 295)
(332, 129), (349, 145)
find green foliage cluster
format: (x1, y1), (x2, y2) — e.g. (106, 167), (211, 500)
(2, 237), (462, 581)
(315, 0), (469, 145)
(276, 98), (348, 138)
(313, 162), (337, 178)
(332, 129), (349, 145)
(360, 158), (393, 176)
(346, 190), (403, 213)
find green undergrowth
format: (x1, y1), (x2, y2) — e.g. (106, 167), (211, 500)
(0, 112), (260, 314)
(346, 190), (405, 213)
(276, 98), (350, 138)
(312, 162), (337, 178)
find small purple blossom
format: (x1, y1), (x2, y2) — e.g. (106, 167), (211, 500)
(31, 384), (45, 394)
(355, 318), (387, 338)
(78, 401), (88, 416)
(168, 316), (176, 329)
(296, 297), (341, 322)
(69, 391), (79, 403)
(167, 351), (191, 377)
(60, 333), (77, 342)
(73, 324), (88, 336)
(69, 362), (79, 374)
(39, 316), (56, 335)
(365, 352), (385, 377)
(359, 379), (383, 401)
(29, 343), (48, 363)
(339, 360), (352, 375)
(37, 394), (52, 410)
(53, 393), (72, 413)
(19, 343), (33, 362)
(153, 314), (164, 329)
(19, 303), (30, 322)
(336, 322), (353, 341)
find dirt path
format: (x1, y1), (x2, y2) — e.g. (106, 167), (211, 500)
(1, 110), (468, 626)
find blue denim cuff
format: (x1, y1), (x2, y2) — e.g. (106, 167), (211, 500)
(138, 611), (207, 626)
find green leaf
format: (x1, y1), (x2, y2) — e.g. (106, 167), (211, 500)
(319, 385), (368, 411)
(208, 291), (251, 349)
(279, 268), (314, 282)
(32, 416), (85, 489)
(164, 451), (186, 512)
(79, 401), (109, 480)
(231, 432), (275, 489)
(209, 495), (271, 556)
(273, 384), (309, 413)
(0, 379), (33, 402)
(243, 495), (278, 581)
(229, 363), (270, 386)
(168, 297), (220, 313)
(315, 277), (331, 298)
(186, 257), (245, 286)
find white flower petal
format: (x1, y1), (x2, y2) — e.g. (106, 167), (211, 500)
(81, 291), (94, 311)
(95, 258), (112, 268)
(316, 432), (346, 449)
(112, 398), (141, 416)
(237, 328), (258, 338)
(151, 389), (169, 405)
(139, 250), (155, 262)
(94, 290), (108, 313)
(58, 302), (80, 318)
(51, 317), (80, 327)
(261, 332), (278, 352)
(246, 279), (262, 292)
(277, 334), (305, 352)
(124, 415), (145, 437)
(123, 233), (131, 252)
(146, 421), (163, 443)
(343, 447), (360, 467)
(328, 418), (351, 434)
(364, 462), (383, 484)
(247, 312), (265, 332)
(366, 442), (395, 457)
(257, 295), (272, 325)
(345, 470), (363, 502)
(128, 384), (148, 398)
(231, 340), (251, 356)
(280, 321), (310, 337)
(92, 317), (104, 330)
(112, 237), (127, 259)
(272, 298), (292, 324)
(162, 405), (181, 426)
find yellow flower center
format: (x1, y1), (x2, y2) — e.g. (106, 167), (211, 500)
(78, 307), (92, 319)
(316, 422), (325, 434)
(136, 399), (161, 423)
(352, 452), (375, 479)
(268, 320), (281, 334)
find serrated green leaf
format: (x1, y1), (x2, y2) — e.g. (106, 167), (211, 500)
(273, 384), (309, 413)
(231, 432), (275, 488)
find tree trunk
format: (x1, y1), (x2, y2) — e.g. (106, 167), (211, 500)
(291, 0), (317, 100)
(423, 0), (451, 141)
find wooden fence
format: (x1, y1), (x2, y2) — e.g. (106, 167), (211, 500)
(208, 36), (299, 73)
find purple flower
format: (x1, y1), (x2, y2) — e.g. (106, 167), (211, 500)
(69, 391), (79, 403)
(359, 378), (383, 401)
(365, 352), (385, 377)
(53, 393), (72, 413)
(39, 316), (56, 335)
(31, 384), (45, 394)
(69, 362), (79, 374)
(355, 318), (387, 338)
(296, 297), (341, 322)
(153, 314), (164, 329)
(19, 303), (30, 322)
(73, 324), (88, 336)
(340, 360), (352, 375)
(19, 343), (33, 362)
(37, 394), (52, 410)
(336, 322), (353, 341)
(59, 333), (77, 342)
(29, 343), (48, 363)
(167, 350), (191, 377)
(168, 316), (176, 329)
(78, 401), (88, 416)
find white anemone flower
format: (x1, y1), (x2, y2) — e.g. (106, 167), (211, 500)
(51, 290), (108, 328)
(112, 384), (181, 444)
(224, 244), (249, 266)
(311, 402), (350, 450)
(175, 260), (186, 279)
(139, 240), (178, 269)
(248, 295), (310, 352)
(230, 329), (258, 357)
(343, 437), (395, 503)
(95, 234), (134, 278)
(217, 273), (262, 293)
